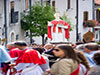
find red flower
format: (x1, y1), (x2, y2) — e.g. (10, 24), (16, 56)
(83, 20), (99, 27)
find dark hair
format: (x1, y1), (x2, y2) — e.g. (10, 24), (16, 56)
(75, 41), (83, 45)
(93, 52), (100, 65)
(33, 48), (45, 54)
(58, 45), (79, 63)
(14, 41), (27, 46)
(32, 43), (37, 45)
(84, 43), (98, 51)
(76, 50), (90, 70)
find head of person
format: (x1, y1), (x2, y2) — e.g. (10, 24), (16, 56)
(75, 50), (90, 70)
(44, 43), (53, 50)
(31, 43), (37, 47)
(93, 52), (100, 65)
(34, 48), (45, 54)
(6, 42), (15, 50)
(76, 41), (84, 45)
(54, 13), (61, 20)
(14, 41), (28, 50)
(84, 43), (98, 53)
(76, 44), (84, 51)
(53, 44), (79, 62)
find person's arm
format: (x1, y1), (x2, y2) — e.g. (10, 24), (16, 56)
(15, 63), (32, 71)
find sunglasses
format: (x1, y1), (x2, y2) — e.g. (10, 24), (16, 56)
(53, 49), (60, 52)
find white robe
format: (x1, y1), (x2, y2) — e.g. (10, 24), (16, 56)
(7, 63), (43, 75)
(48, 21), (68, 43)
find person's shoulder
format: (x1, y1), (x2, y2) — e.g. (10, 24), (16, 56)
(24, 48), (34, 53)
(57, 59), (78, 68)
(11, 47), (21, 51)
(59, 58), (74, 64)
(84, 52), (89, 56)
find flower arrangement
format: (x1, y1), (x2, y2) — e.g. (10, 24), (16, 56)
(83, 20), (98, 27)
(61, 13), (74, 31)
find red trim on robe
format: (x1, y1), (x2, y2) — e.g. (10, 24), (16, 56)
(48, 25), (52, 40)
(9, 47), (22, 58)
(47, 20), (70, 40)
(16, 49), (46, 65)
(71, 64), (80, 75)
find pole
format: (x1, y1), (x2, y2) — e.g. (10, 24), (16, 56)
(29, 0), (31, 11)
(76, 0), (79, 42)
(4, 0), (7, 45)
(41, 0), (44, 45)
(92, 0), (95, 32)
(92, 0), (95, 20)
(29, 0), (33, 44)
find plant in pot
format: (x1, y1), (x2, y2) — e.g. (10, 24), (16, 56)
(83, 20), (98, 27)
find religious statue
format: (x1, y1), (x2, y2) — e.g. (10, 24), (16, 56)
(47, 13), (70, 43)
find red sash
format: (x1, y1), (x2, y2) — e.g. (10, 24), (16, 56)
(48, 20), (70, 40)
(71, 64), (80, 75)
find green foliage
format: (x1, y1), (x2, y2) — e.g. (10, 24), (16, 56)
(61, 14), (74, 31)
(21, 3), (55, 36)
(97, 42), (100, 45)
(83, 20), (99, 27)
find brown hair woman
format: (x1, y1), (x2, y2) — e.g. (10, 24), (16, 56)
(44, 44), (80, 75)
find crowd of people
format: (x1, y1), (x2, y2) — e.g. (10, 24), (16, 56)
(0, 40), (100, 75)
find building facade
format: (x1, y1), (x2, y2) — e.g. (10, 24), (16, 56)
(94, 0), (100, 42)
(0, 0), (97, 45)
(54, 0), (93, 43)
(0, 0), (4, 44)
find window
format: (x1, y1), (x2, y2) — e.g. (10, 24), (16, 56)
(83, 11), (88, 21)
(25, 32), (29, 37)
(52, 1), (55, 11)
(11, 32), (14, 42)
(11, 1), (14, 10)
(11, 1), (14, 13)
(25, 0), (28, 9)
(11, 11), (19, 23)
(11, 1), (14, 23)
(10, 1), (18, 23)
(68, 0), (70, 9)
(96, 9), (100, 23)
(16, 34), (19, 40)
